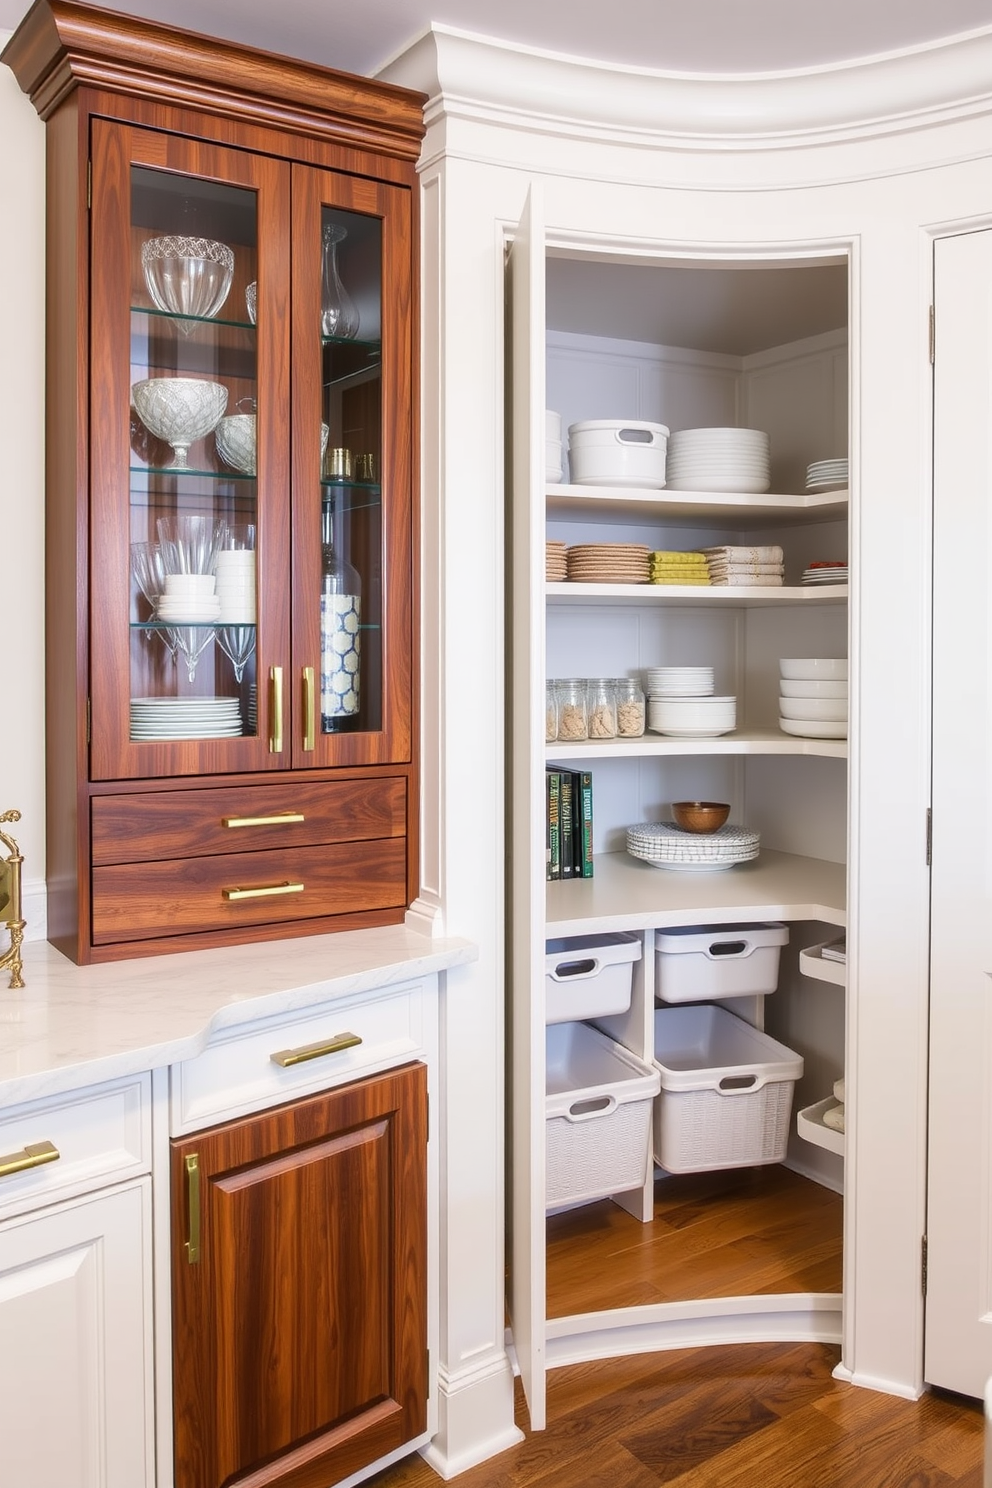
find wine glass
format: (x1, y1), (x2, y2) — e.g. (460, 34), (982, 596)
(216, 626), (256, 683)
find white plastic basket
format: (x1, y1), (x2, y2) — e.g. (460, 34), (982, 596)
(652, 1005), (802, 1173)
(654, 922), (788, 1003)
(545, 932), (640, 1024)
(568, 419), (669, 489)
(546, 1022), (660, 1207)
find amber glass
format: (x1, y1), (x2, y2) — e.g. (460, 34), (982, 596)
(127, 167), (259, 739)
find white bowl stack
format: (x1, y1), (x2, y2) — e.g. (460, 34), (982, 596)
(805, 458), (848, 491)
(645, 666), (735, 737)
(666, 427), (770, 494)
(778, 658), (848, 738)
(214, 549), (256, 622)
(546, 410), (563, 483)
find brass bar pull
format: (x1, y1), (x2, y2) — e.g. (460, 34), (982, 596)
(270, 1033), (363, 1067)
(269, 665), (283, 753)
(302, 666), (316, 752)
(185, 1154), (201, 1264)
(222, 881), (305, 902)
(0, 1139), (59, 1179)
(221, 813), (305, 829)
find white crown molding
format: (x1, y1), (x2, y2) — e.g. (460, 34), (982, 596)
(379, 23), (992, 152)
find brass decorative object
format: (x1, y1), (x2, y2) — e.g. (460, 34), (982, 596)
(0, 810), (25, 989)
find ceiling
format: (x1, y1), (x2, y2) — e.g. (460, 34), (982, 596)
(2, 0), (992, 78)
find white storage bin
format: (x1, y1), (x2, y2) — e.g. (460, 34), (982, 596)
(654, 922), (788, 1003)
(546, 1022), (660, 1208)
(568, 419), (669, 489)
(545, 932), (641, 1024)
(652, 1005), (803, 1174)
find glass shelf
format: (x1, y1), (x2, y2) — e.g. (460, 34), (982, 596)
(129, 465), (257, 482)
(132, 303), (255, 332)
(131, 620), (255, 632)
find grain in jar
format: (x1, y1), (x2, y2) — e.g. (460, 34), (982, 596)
(587, 678), (618, 739)
(614, 677), (646, 737)
(546, 680), (559, 741)
(556, 678), (589, 740)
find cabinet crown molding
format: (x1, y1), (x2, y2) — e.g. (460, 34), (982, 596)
(2, 0), (426, 160)
(380, 22), (992, 153)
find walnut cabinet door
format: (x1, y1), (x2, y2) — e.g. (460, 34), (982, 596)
(170, 1062), (428, 1488)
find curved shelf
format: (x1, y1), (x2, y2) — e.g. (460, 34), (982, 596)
(547, 728), (847, 761)
(546, 848), (846, 937)
(548, 582), (847, 606)
(797, 1097), (845, 1156)
(546, 481), (848, 526)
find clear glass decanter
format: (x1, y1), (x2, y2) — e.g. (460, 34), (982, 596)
(320, 222), (359, 339)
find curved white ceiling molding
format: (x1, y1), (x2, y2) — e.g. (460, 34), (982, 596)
(381, 23), (992, 151)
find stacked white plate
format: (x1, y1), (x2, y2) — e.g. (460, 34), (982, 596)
(648, 694), (736, 737)
(666, 428), (770, 494)
(626, 821), (760, 872)
(646, 666), (714, 697)
(130, 696), (243, 740)
(155, 572), (220, 622)
(806, 458), (848, 490)
(802, 561), (848, 586)
(778, 658), (848, 738)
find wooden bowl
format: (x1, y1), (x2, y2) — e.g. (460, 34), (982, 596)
(671, 800), (730, 834)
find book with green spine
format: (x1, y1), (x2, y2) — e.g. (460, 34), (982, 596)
(546, 767), (561, 881)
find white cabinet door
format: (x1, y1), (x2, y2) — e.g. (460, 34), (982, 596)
(0, 1180), (154, 1488)
(507, 182), (549, 1432)
(926, 226), (992, 1399)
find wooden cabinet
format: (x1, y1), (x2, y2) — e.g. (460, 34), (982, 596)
(0, 1076), (155, 1488)
(507, 192), (849, 1426)
(2, 2), (425, 962)
(169, 1062), (429, 1488)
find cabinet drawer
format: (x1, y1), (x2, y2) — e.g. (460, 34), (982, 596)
(0, 1074), (151, 1219)
(171, 979), (426, 1132)
(91, 778), (407, 866)
(92, 837), (407, 944)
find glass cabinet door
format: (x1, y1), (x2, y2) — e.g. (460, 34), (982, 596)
(289, 168), (414, 769)
(89, 123), (291, 781)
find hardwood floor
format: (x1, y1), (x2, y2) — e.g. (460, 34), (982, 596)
(367, 1167), (985, 1487)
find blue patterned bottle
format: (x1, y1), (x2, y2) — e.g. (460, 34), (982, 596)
(320, 503), (361, 732)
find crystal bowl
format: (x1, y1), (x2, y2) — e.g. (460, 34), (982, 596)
(141, 235), (234, 321)
(215, 413), (256, 474)
(131, 378), (228, 470)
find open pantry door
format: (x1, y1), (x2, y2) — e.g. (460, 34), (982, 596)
(506, 184), (549, 1431)
(926, 226), (992, 1399)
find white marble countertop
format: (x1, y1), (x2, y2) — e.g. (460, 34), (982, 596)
(0, 924), (477, 1110)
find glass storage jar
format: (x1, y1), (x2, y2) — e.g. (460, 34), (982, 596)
(614, 676), (646, 737)
(556, 678), (589, 741)
(587, 678), (618, 739)
(546, 680), (559, 742)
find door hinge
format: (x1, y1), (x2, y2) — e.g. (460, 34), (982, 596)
(929, 304), (935, 364)
(926, 807), (932, 866)
(87, 159), (92, 211)
(922, 1234), (928, 1296)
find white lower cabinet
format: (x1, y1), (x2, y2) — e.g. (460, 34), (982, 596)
(0, 1179), (154, 1488)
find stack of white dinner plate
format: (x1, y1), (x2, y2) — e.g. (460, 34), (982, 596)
(801, 560), (848, 586)
(805, 458), (848, 490)
(130, 696), (243, 740)
(648, 694), (736, 737)
(626, 821), (760, 872)
(778, 658), (848, 738)
(666, 427), (770, 494)
(645, 665), (714, 697)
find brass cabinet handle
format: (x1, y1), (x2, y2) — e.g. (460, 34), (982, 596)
(269, 665), (283, 753)
(222, 881), (305, 902)
(0, 1139), (60, 1179)
(270, 1033), (363, 1067)
(302, 665), (316, 752)
(221, 813), (305, 829)
(185, 1153), (201, 1264)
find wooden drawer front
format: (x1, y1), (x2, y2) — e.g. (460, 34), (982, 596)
(171, 980), (426, 1132)
(91, 777), (406, 866)
(92, 838), (407, 945)
(0, 1074), (151, 1220)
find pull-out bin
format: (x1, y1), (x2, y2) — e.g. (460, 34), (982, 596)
(545, 932), (640, 1024)
(546, 1021), (659, 1208)
(654, 922), (788, 1003)
(652, 1005), (802, 1173)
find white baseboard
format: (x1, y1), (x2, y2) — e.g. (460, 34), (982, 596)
(419, 1354), (524, 1480)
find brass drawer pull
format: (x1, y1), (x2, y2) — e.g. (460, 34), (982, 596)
(185, 1153), (201, 1264)
(270, 1033), (363, 1067)
(302, 665), (316, 752)
(269, 665), (283, 753)
(221, 813), (305, 829)
(222, 881), (305, 901)
(0, 1139), (60, 1179)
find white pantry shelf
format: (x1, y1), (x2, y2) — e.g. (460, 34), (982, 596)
(547, 582), (847, 607)
(546, 482), (849, 526)
(547, 728), (847, 761)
